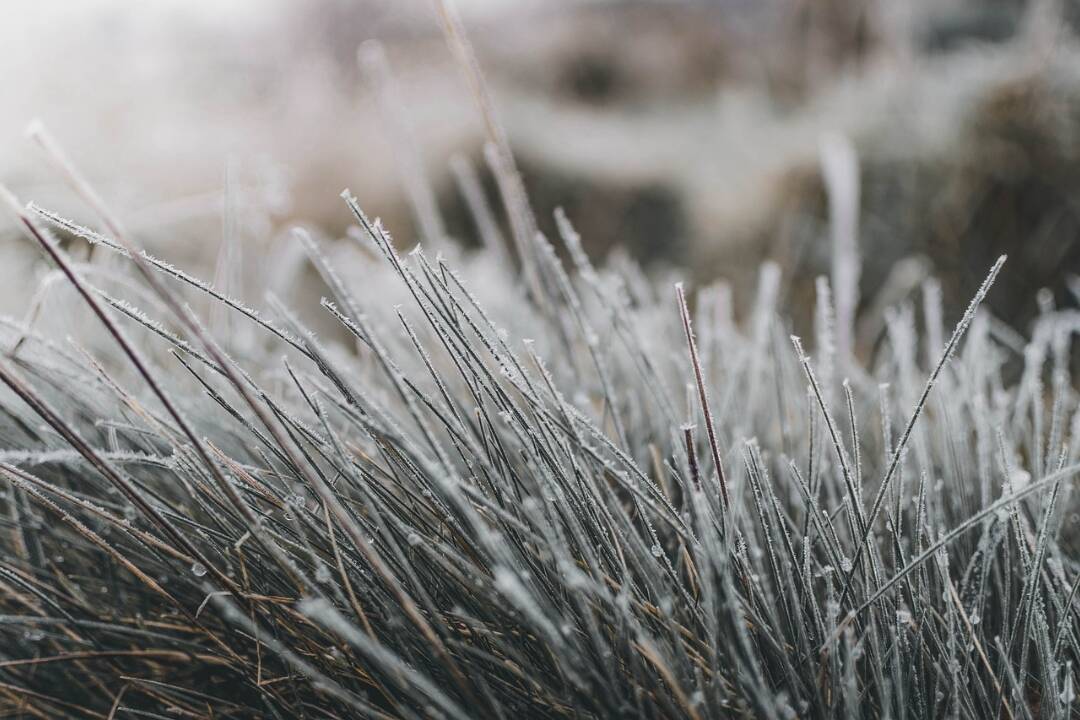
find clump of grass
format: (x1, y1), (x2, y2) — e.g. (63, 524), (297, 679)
(0, 23), (1078, 719)
(0, 160), (1076, 717)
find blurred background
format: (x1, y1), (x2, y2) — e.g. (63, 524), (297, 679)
(2, 0), (1079, 341)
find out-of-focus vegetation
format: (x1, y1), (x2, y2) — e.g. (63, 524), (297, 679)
(3, 0), (1080, 334)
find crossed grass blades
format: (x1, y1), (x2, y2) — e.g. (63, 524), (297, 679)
(0, 172), (1077, 720)
(0, 52), (1078, 720)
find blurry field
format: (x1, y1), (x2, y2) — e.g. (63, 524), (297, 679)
(3, 0), (1080, 338)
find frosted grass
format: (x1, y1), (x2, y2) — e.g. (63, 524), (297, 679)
(0, 56), (1075, 720)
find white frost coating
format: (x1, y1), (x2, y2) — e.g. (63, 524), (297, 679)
(0, 154), (1066, 719)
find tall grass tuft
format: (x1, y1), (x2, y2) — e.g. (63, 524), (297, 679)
(0, 45), (1077, 720)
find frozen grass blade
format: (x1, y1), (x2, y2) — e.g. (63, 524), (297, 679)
(839, 255), (1006, 608)
(676, 283), (730, 516)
